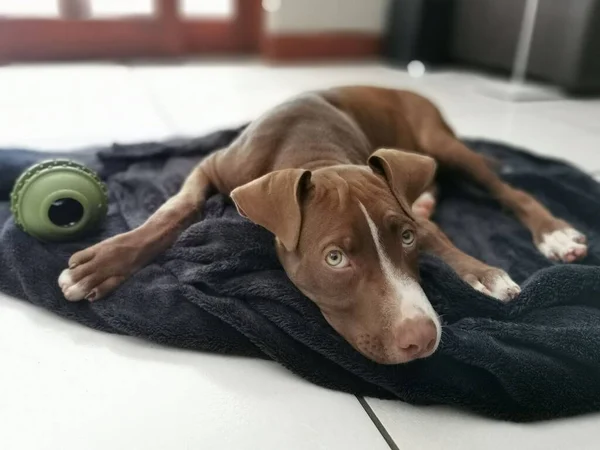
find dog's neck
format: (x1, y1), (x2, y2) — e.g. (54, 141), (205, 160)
(299, 159), (350, 171)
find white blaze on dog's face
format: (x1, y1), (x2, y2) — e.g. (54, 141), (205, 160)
(231, 149), (440, 364)
(357, 201), (440, 356)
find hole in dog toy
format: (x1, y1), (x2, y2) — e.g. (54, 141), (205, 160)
(48, 198), (84, 227)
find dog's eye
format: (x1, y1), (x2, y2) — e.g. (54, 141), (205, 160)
(402, 230), (415, 246)
(325, 249), (349, 268)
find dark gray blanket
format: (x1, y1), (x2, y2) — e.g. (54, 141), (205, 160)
(1, 127), (600, 422)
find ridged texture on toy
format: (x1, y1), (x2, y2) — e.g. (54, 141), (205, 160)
(10, 159), (108, 232)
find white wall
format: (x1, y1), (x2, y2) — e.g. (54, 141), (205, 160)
(265, 0), (390, 34)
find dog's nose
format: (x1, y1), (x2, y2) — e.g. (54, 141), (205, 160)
(395, 317), (438, 359)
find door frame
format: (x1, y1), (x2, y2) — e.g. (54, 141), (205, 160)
(0, 0), (263, 62)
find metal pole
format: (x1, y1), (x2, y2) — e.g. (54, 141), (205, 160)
(510, 0), (540, 86)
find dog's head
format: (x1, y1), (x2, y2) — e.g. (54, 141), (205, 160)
(230, 149), (440, 364)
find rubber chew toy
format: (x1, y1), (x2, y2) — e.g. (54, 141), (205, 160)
(10, 160), (108, 241)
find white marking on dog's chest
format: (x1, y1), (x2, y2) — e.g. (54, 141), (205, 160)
(358, 203), (435, 318)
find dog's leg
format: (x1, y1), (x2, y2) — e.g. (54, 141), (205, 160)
(412, 186), (437, 220)
(58, 160), (215, 301)
(418, 131), (587, 263)
(418, 219), (521, 301)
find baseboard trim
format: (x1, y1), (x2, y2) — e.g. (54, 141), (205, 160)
(261, 32), (381, 61)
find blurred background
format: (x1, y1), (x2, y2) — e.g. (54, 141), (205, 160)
(1, 0), (598, 95)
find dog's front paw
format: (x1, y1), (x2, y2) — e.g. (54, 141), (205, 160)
(58, 233), (141, 301)
(412, 192), (436, 220)
(461, 266), (521, 302)
(536, 227), (587, 263)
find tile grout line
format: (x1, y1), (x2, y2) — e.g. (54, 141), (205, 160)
(356, 396), (400, 450)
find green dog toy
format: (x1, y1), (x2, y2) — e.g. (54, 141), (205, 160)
(10, 160), (108, 241)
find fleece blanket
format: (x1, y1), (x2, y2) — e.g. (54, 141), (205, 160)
(1, 127), (600, 422)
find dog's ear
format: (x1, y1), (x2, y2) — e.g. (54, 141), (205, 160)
(368, 148), (436, 208)
(230, 169), (312, 252)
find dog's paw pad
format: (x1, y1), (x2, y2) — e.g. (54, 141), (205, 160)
(537, 228), (587, 263)
(464, 269), (520, 302)
(58, 269), (72, 289)
(412, 192), (436, 219)
(58, 269), (87, 302)
(470, 280), (492, 296)
(489, 273), (521, 302)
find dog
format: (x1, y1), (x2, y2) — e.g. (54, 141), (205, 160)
(58, 86), (587, 364)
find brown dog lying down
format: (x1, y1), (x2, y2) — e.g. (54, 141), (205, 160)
(58, 86), (587, 364)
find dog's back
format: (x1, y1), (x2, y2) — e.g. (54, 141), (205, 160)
(203, 86), (445, 194)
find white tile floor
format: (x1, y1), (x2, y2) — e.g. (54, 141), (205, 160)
(1, 61), (600, 450)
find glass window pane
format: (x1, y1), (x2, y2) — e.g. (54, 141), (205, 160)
(181, 0), (233, 18)
(0, 0), (59, 18)
(90, 0), (154, 18)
